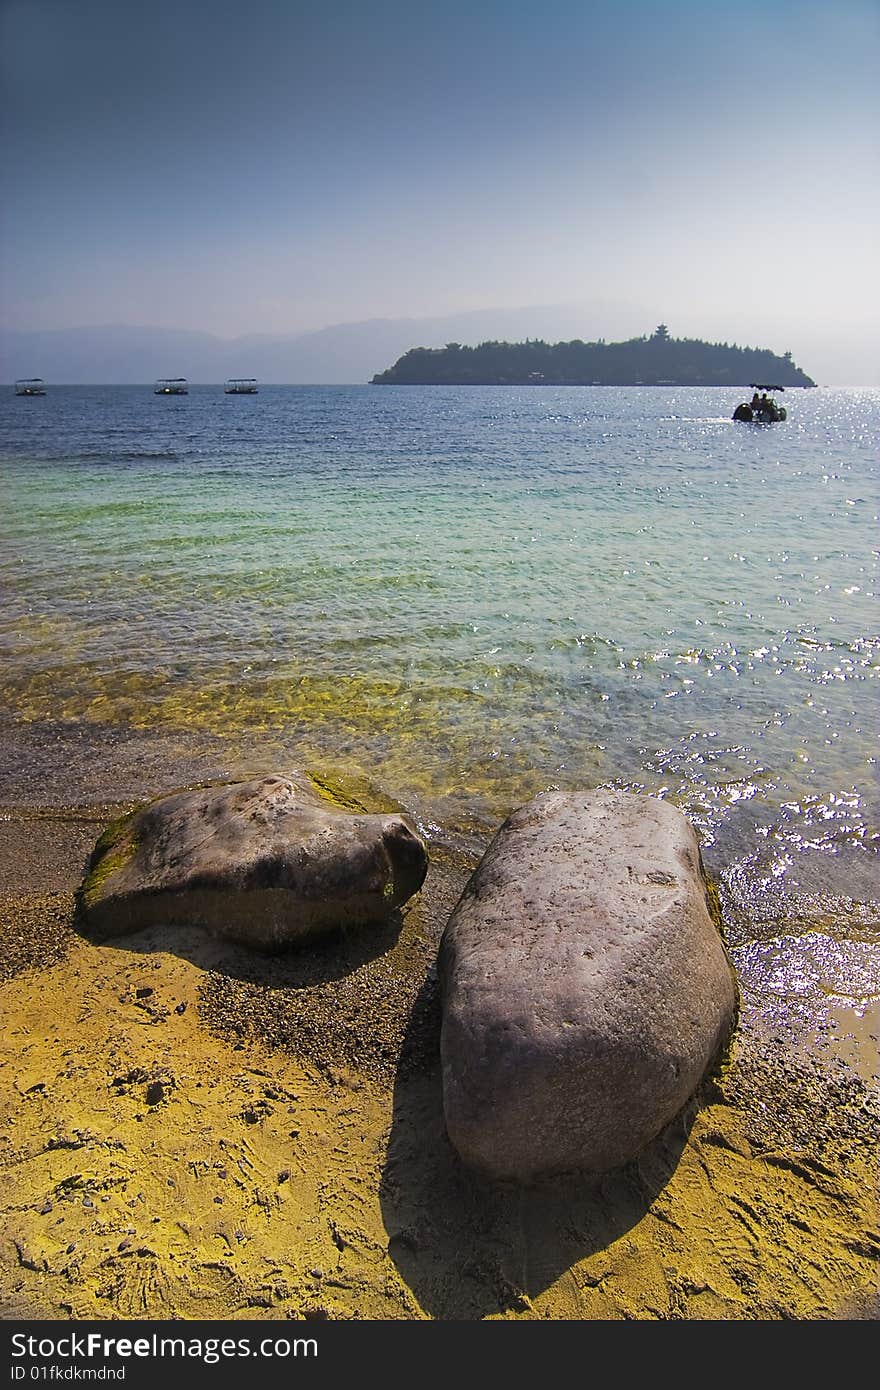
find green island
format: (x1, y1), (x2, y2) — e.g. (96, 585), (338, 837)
(371, 324), (816, 387)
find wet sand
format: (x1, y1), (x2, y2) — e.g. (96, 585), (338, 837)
(1, 718), (877, 1320)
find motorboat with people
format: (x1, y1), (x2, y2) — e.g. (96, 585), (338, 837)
(733, 384), (786, 423)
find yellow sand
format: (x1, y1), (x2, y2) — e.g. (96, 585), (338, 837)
(1, 920), (876, 1320)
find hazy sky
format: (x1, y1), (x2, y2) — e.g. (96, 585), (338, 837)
(2, 0), (878, 381)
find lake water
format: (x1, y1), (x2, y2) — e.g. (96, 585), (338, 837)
(1, 384), (877, 892)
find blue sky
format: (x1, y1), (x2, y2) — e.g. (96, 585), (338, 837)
(2, 0), (878, 381)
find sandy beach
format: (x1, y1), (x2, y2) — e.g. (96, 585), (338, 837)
(1, 718), (877, 1321)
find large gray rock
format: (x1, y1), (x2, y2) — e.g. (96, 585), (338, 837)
(79, 774), (427, 949)
(439, 789), (737, 1181)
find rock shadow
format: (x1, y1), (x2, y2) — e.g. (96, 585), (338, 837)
(69, 840), (478, 1086)
(74, 908), (406, 988)
(379, 975), (696, 1319)
(73, 909), (419, 1084)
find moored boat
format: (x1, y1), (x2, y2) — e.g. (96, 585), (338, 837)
(15, 378), (46, 396)
(224, 378), (259, 394)
(154, 378), (188, 395)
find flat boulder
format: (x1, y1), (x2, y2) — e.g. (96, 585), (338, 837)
(79, 775), (428, 949)
(439, 789), (737, 1181)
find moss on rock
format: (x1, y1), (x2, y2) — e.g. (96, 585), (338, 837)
(80, 812), (139, 910)
(305, 768), (403, 816)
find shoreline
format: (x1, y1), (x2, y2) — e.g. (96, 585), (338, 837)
(1, 715), (878, 1320)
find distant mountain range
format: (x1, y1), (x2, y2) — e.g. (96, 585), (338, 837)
(2, 307), (872, 387)
(0, 304), (662, 386)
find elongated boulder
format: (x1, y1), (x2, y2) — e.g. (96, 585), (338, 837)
(79, 775), (427, 949)
(439, 789), (737, 1181)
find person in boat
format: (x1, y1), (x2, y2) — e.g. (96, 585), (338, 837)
(751, 391), (761, 409)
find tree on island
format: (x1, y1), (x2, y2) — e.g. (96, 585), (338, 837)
(371, 328), (816, 388)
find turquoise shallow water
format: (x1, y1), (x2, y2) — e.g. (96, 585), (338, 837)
(1, 384), (877, 877)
